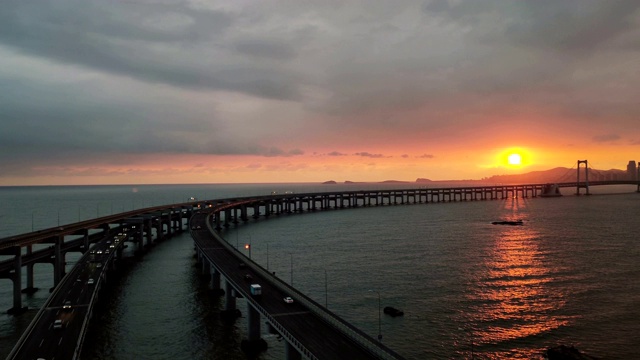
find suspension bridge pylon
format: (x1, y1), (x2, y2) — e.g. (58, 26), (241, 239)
(577, 160), (590, 195)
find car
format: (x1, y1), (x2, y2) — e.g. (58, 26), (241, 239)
(109, 244), (115, 249)
(96, 250), (103, 255)
(244, 274), (253, 282)
(239, 262), (246, 269)
(53, 319), (63, 329)
(87, 278), (95, 285)
(105, 249), (110, 254)
(63, 301), (72, 311)
(96, 263), (103, 268)
(284, 297), (294, 304)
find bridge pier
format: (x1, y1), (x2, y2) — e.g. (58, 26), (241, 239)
(225, 281), (236, 311)
(22, 245), (38, 294)
(247, 305), (261, 341)
(285, 341), (302, 360)
(7, 246), (27, 314)
(210, 268), (221, 291)
(201, 258), (211, 277)
(53, 235), (65, 287)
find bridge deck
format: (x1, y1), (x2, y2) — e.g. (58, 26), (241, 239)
(191, 213), (393, 360)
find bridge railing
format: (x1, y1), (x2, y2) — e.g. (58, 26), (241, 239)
(205, 214), (405, 360)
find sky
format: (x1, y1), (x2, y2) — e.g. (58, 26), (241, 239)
(1, 0), (639, 185)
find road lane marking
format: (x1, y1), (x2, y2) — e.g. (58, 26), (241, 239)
(39, 339), (44, 347)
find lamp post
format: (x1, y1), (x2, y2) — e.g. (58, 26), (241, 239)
(244, 235), (252, 259)
(369, 290), (382, 342)
(290, 253), (293, 286)
(31, 211), (34, 232)
(325, 269), (328, 308)
(266, 242), (269, 271)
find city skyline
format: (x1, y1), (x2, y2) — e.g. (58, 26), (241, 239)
(1, 1), (639, 186)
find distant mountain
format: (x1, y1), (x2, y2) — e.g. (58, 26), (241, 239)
(322, 166), (629, 186)
(482, 167), (627, 184)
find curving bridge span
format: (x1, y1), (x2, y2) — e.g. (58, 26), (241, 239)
(3, 181), (639, 360)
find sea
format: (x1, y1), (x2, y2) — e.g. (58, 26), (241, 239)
(1, 183), (639, 359)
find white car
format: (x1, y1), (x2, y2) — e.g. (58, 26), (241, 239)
(53, 319), (63, 329)
(284, 297), (294, 304)
(87, 278), (95, 285)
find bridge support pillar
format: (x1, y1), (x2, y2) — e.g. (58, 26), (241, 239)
(210, 268), (220, 290)
(144, 219), (152, 246)
(53, 235), (65, 286)
(23, 245), (38, 294)
(83, 229), (89, 253)
(285, 341), (302, 360)
(7, 246), (27, 314)
(225, 281), (236, 311)
(154, 221), (162, 242)
(247, 304), (261, 341)
(201, 258), (211, 277)
(166, 213), (173, 237)
(137, 230), (144, 252)
(215, 214), (221, 230)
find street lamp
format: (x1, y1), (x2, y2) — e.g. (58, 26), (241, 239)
(266, 242), (269, 270)
(244, 235), (252, 259)
(369, 290), (382, 342)
(325, 269), (328, 308)
(290, 253), (293, 286)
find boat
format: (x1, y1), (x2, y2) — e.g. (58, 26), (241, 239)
(491, 220), (523, 226)
(383, 306), (404, 317)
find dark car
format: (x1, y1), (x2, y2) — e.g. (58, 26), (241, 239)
(244, 274), (253, 282)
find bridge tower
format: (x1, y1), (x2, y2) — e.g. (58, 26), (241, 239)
(576, 160), (590, 195)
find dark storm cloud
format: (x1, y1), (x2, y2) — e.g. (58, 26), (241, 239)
(1, 0), (639, 182)
(0, 1), (301, 101)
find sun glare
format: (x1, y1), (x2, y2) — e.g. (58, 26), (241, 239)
(508, 153), (522, 166)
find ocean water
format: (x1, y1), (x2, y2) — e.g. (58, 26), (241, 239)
(1, 183), (639, 359)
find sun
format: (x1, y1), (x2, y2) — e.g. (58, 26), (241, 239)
(507, 153), (522, 166)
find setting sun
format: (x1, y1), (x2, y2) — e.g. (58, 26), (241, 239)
(508, 153), (522, 166)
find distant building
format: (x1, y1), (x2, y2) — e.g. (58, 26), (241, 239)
(627, 160), (637, 180)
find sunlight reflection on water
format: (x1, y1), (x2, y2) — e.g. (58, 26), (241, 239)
(462, 198), (572, 356)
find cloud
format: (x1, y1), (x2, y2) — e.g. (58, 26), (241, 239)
(592, 134), (621, 142)
(354, 152), (385, 158)
(1, 0), (639, 184)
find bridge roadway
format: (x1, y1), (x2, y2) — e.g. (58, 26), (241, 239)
(7, 230), (129, 360)
(191, 209), (404, 360)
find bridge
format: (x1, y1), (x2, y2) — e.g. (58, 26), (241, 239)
(2, 169), (639, 359)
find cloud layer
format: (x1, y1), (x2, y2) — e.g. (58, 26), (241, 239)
(1, 0), (639, 184)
